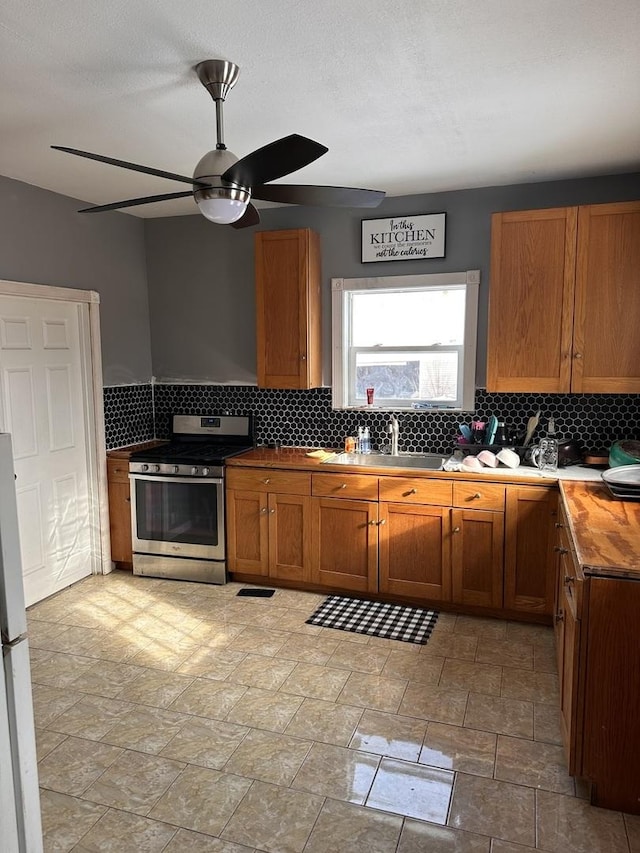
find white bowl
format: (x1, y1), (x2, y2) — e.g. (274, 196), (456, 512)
(477, 450), (498, 468)
(496, 448), (520, 468)
(461, 455), (484, 471)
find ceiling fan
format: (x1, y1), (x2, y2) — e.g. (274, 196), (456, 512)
(52, 59), (385, 228)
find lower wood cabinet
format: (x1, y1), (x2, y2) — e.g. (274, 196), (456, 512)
(311, 497), (378, 592)
(553, 496), (640, 814)
(553, 514), (583, 774)
(107, 456), (133, 565)
(505, 486), (558, 615)
(226, 469), (313, 583)
(378, 503), (451, 600)
(227, 465), (556, 620)
(451, 508), (504, 608)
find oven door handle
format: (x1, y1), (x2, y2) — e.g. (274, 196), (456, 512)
(129, 474), (224, 486)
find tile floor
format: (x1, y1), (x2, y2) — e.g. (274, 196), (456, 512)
(27, 572), (640, 853)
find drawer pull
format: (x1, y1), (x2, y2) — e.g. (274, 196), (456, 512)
(403, 488), (417, 496)
(263, 478), (271, 485)
(452, 526), (461, 533)
(554, 546), (568, 555)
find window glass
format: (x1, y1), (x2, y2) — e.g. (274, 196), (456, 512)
(332, 272), (478, 411)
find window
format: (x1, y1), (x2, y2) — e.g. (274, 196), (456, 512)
(332, 270), (479, 411)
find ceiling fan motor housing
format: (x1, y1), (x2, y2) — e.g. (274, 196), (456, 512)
(192, 148), (251, 203)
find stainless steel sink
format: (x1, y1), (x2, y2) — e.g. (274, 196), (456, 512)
(323, 452), (445, 470)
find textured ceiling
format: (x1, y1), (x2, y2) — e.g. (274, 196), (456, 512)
(1, 0), (639, 218)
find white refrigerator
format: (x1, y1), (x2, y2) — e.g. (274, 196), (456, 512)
(0, 433), (43, 852)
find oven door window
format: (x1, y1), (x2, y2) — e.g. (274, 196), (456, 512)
(134, 479), (220, 547)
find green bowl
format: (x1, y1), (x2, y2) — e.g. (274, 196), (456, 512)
(609, 440), (640, 467)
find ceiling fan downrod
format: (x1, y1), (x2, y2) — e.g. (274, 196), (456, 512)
(195, 59), (240, 151)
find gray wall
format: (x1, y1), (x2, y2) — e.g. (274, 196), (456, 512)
(0, 175), (152, 385)
(144, 172), (640, 387)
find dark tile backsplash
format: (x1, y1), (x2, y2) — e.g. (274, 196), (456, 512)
(104, 384), (154, 449)
(145, 384), (640, 454)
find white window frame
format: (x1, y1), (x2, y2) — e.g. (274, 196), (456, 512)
(331, 270), (479, 411)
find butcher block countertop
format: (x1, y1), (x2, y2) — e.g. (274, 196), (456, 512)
(560, 480), (640, 580)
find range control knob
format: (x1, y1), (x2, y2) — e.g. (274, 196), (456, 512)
(154, 464), (161, 473)
(191, 467), (198, 476)
(202, 467), (210, 477)
(141, 464), (149, 472)
(173, 465), (180, 474)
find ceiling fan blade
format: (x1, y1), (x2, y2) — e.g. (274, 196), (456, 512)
(252, 184), (385, 208)
(230, 203), (260, 229)
(222, 134), (328, 188)
(78, 191), (194, 214)
(52, 146), (208, 188)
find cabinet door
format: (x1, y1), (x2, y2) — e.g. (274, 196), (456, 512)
(378, 503), (451, 601)
(573, 201), (640, 392)
(255, 228), (321, 389)
(268, 493), (312, 583)
(311, 497), (378, 593)
(504, 486), (557, 615)
(107, 481), (133, 564)
(226, 489), (269, 575)
(451, 509), (504, 608)
(557, 561), (582, 774)
(487, 207), (577, 392)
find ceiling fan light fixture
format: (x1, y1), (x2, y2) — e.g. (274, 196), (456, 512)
(194, 185), (251, 224)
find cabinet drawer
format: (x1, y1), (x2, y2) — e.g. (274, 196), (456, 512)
(453, 482), (505, 511)
(557, 523), (583, 616)
(226, 467), (311, 495)
(107, 458), (130, 484)
(379, 477), (452, 506)
(312, 473), (378, 500)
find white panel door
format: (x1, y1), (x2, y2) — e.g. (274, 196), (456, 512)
(0, 296), (93, 606)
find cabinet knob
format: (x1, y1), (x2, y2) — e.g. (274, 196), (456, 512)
(564, 575), (575, 584)
(263, 478), (271, 484)
(452, 526), (461, 533)
(404, 488), (417, 496)
(471, 492), (482, 500)
(574, 352), (583, 359)
(339, 483), (347, 489)
(555, 611), (564, 623)
(269, 508), (276, 514)
(368, 519), (377, 526)
(554, 546), (568, 555)
(554, 522), (564, 528)
(125, 497), (131, 503)
(377, 518), (386, 526)
(260, 507), (268, 514)
(301, 354), (307, 361)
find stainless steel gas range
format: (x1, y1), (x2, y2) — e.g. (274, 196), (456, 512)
(128, 414), (254, 584)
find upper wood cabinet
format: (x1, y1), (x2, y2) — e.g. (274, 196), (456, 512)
(255, 228), (322, 389)
(487, 201), (640, 393)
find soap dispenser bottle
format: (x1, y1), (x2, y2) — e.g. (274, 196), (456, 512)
(361, 426), (371, 454)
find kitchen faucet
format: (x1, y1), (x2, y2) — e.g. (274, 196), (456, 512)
(389, 415), (399, 456)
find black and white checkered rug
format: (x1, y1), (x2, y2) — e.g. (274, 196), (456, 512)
(305, 595), (438, 645)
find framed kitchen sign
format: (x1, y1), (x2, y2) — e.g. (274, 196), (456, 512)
(361, 213), (446, 263)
